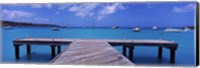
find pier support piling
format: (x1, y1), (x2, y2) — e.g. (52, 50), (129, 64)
(170, 48), (176, 64)
(158, 46), (163, 59)
(51, 45), (56, 59)
(27, 44), (31, 56)
(57, 45), (61, 54)
(123, 46), (126, 57)
(14, 44), (20, 59)
(128, 46), (134, 62)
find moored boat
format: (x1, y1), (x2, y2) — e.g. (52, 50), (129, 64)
(52, 27), (59, 31)
(112, 26), (119, 29)
(152, 26), (157, 31)
(164, 28), (183, 32)
(133, 27), (140, 32)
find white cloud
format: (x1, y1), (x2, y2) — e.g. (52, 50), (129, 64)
(2, 9), (50, 24)
(2, 9), (35, 19)
(68, 3), (126, 20)
(173, 3), (196, 13)
(31, 4), (43, 8)
(30, 4), (52, 9)
(98, 3), (125, 20)
(3, 4), (53, 9)
(68, 3), (99, 18)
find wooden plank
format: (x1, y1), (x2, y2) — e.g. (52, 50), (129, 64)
(51, 41), (134, 65)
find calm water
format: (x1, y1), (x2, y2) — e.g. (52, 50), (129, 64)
(1, 27), (196, 66)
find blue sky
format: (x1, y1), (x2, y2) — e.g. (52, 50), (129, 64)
(1, 2), (196, 27)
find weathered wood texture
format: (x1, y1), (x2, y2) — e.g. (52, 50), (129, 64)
(50, 40), (134, 65)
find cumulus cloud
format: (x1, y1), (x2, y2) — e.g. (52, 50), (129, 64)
(2, 9), (50, 23)
(97, 3), (125, 20)
(2, 9), (35, 19)
(3, 4), (53, 9)
(68, 3), (126, 20)
(68, 3), (99, 18)
(30, 4), (52, 9)
(173, 3), (196, 13)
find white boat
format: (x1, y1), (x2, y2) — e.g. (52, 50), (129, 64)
(164, 28), (183, 32)
(5, 26), (13, 30)
(133, 27), (140, 32)
(152, 26), (157, 30)
(112, 26), (119, 29)
(52, 27), (59, 31)
(184, 27), (191, 32)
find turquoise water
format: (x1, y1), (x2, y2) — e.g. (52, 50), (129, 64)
(1, 27), (195, 66)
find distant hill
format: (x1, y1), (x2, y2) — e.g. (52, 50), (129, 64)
(1, 21), (60, 27)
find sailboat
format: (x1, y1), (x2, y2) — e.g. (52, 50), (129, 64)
(5, 25), (13, 30)
(132, 21), (141, 32)
(184, 27), (191, 32)
(152, 26), (158, 31)
(52, 27), (59, 31)
(112, 26), (119, 29)
(133, 26), (140, 32)
(164, 28), (183, 32)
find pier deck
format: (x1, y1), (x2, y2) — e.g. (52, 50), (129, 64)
(13, 38), (178, 64)
(50, 40), (133, 65)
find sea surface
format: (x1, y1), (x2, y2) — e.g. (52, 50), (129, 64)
(1, 27), (196, 66)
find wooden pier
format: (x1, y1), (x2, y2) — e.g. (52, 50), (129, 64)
(50, 40), (133, 65)
(13, 38), (178, 65)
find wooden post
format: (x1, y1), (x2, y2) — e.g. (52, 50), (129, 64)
(170, 48), (176, 64)
(14, 44), (20, 59)
(27, 44), (31, 56)
(158, 46), (163, 59)
(57, 45), (61, 54)
(51, 45), (56, 59)
(123, 46), (126, 57)
(128, 46), (134, 62)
